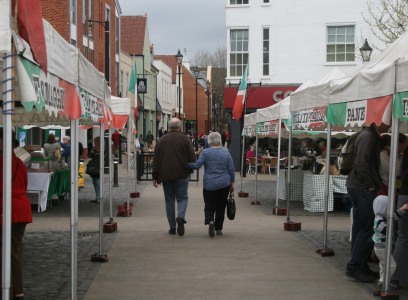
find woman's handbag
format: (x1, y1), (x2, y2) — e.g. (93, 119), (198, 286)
(85, 158), (100, 177)
(227, 190), (236, 220)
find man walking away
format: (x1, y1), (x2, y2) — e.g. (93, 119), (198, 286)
(152, 118), (196, 236)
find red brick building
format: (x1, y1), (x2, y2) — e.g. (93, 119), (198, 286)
(41, 0), (121, 95)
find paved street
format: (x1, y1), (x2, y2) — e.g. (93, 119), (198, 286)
(21, 166), (408, 299)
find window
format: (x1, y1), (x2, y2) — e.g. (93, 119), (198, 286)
(263, 28), (269, 76)
(70, 0), (77, 25)
(263, 0), (269, 3)
(126, 72), (129, 97)
(230, 29), (249, 77)
(230, 0), (248, 4)
(327, 25), (355, 63)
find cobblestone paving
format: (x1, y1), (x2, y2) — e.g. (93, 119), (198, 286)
(21, 172), (408, 299)
(239, 178), (408, 299)
(22, 172), (148, 300)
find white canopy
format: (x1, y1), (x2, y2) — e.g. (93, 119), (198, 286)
(330, 30), (408, 103)
(110, 96), (131, 129)
(290, 67), (345, 112)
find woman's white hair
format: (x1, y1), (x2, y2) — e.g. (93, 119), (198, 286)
(207, 132), (222, 147)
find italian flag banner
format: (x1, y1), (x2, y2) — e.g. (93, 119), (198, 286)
(242, 124), (256, 137)
(327, 95), (392, 127)
(16, 55), (106, 122)
(393, 92), (408, 122)
(291, 106), (326, 130)
(257, 120), (279, 137)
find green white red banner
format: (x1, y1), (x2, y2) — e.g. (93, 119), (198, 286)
(327, 95), (392, 127)
(16, 55), (106, 123)
(291, 106), (326, 130)
(257, 120), (279, 137)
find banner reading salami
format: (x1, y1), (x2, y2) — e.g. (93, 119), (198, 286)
(291, 106), (326, 130)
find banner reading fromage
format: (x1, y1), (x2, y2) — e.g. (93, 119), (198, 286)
(327, 95), (392, 128)
(291, 106), (326, 130)
(16, 55), (82, 120)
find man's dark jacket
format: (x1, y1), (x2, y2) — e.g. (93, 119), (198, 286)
(152, 131), (196, 182)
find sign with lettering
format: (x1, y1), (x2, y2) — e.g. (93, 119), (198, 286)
(16, 55), (82, 120)
(242, 124), (256, 137)
(291, 106), (326, 130)
(327, 95), (392, 127)
(257, 120), (279, 137)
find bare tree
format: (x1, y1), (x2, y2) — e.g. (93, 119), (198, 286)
(191, 46), (227, 68)
(190, 46), (228, 132)
(363, 0), (408, 47)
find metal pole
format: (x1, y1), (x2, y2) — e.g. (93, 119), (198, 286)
(2, 50), (13, 300)
(178, 64), (181, 127)
(323, 123), (332, 248)
(195, 77), (198, 150)
(70, 120), (79, 299)
(275, 118), (282, 207)
(104, 20), (110, 84)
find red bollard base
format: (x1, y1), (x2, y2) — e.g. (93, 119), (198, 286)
(284, 221), (301, 231)
(130, 192), (140, 198)
(373, 289), (399, 299)
(103, 221), (117, 233)
(90, 253), (109, 263)
(238, 191), (249, 197)
(251, 200), (261, 205)
(272, 207), (287, 215)
(316, 247), (335, 257)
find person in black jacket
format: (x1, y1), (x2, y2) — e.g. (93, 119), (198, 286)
(345, 123), (389, 283)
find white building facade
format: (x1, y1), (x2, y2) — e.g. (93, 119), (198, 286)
(225, 0), (383, 168)
(153, 59), (174, 132)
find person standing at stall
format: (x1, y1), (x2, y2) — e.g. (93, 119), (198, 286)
(0, 129), (32, 300)
(345, 123), (388, 283)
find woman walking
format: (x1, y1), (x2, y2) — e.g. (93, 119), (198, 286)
(189, 132), (235, 237)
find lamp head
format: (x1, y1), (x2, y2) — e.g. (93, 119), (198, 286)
(175, 49), (183, 65)
(360, 39), (373, 63)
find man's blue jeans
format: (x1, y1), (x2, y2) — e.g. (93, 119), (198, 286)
(346, 187), (376, 273)
(162, 177), (189, 229)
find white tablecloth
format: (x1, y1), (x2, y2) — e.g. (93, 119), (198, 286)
(27, 172), (53, 212)
(302, 173), (348, 212)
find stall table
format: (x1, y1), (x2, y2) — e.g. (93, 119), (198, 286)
(27, 168), (70, 212)
(302, 173), (347, 212)
(278, 169), (304, 202)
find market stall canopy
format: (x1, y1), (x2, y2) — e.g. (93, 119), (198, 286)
(5, 19), (112, 127)
(243, 112), (257, 137)
(110, 96), (131, 129)
(290, 68), (345, 112)
(330, 30), (408, 104)
(289, 68), (345, 130)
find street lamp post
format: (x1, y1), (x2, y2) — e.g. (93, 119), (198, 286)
(206, 80), (211, 133)
(175, 49), (183, 128)
(87, 19), (110, 84)
(193, 66), (200, 150)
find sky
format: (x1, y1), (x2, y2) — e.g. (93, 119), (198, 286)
(119, 0), (226, 60)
